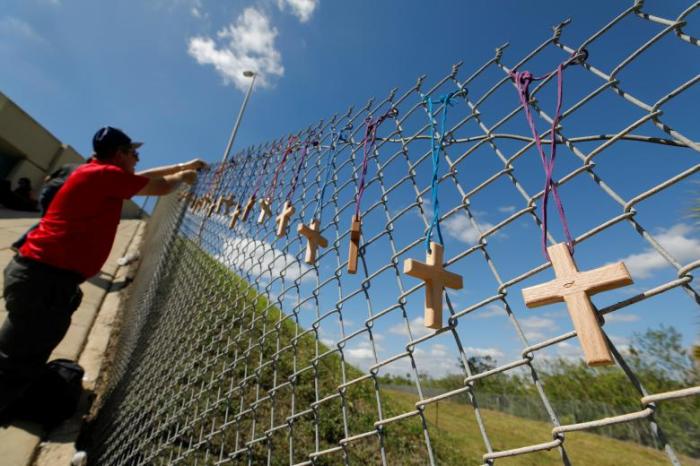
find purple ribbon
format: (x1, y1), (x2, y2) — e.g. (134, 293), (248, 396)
(265, 136), (298, 199)
(354, 108), (397, 218)
(511, 64), (574, 259)
(251, 148), (275, 198)
(287, 135), (315, 201)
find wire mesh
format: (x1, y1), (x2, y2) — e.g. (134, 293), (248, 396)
(88, 2), (700, 464)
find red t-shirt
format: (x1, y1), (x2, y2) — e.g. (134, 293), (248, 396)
(19, 160), (149, 279)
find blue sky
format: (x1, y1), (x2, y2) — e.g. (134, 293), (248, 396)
(2, 0), (698, 379)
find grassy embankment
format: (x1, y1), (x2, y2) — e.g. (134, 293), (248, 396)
(134, 239), (695, 465)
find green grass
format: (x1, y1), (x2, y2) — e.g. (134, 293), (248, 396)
(96, 237), (697, 465)
(386, 389), (700, 465)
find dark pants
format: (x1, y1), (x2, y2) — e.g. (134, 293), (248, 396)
(0, 256), (83, 414)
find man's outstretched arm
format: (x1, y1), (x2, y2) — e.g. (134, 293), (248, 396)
(136, 159), (208, 179)
(137, 170), (198, 196)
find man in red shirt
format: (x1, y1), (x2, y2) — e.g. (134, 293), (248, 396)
(0, 126), (207, 418)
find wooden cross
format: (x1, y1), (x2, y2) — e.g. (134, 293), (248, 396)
(196, 197), (206, 212)
(208, 195), (228, 217)
(347, 214), (361, 274)
(403, 242), (463, 329)
(189, 196), (200, 211)
(275, 200), (295, 237)
(521, 243), (633, 366)
(297, 219), (328, 264)
(257, 197), (272, 224)
(242, 195), (256, 221)
(199, 195), (212, 214)
(220, 195), (235, 215)
(229, 203), (242, 229)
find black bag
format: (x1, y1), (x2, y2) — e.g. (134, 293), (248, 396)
(10, 359), (85, 428)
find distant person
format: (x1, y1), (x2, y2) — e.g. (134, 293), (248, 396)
(10, 177), (39, 212)
(13, 177), (37, 205)
(0, 179), (35, 212)
(11, 163), (82, 251)
(0, 179), (14, 208)
(0, 126), (208, 422)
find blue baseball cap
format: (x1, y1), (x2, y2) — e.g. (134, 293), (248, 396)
(92, 126), (143, 156)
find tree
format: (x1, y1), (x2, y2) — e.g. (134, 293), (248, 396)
(628, 325), (697, 383)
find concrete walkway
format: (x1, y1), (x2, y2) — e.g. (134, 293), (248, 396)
(0, 209), (145, 466)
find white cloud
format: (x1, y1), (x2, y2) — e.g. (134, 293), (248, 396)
(216, 236), (313, 284)
(340, 318), (354, 327)
(347, 346), (374, 361)
(344, 338), (381, 368)
(188, 7), (284, 91)
(388, 317), (435, 339)
(519, 315), (557, 341)
(498, 205), (516, 214)
(554, 341), (582, 360)
(378, 343), (503, 378)
(605, 312), (639, 323)
(609, 334), (632, 356)
(414, 198), (433, 223)
(281, 293), (316, 312)
(475, 303), (505, 319)
(0, 17), (46, 45)
(190, 0), (206, 19)
(463, 346), (504, 359)
(443, 213), (494, 245)
(431, 343), (449, 357)
(277, 0), (318, 22)
(153, 0), (206, 17)
(618, 224), (700, 279)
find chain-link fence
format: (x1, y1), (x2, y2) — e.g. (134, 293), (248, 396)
(87, 1), (700, 464)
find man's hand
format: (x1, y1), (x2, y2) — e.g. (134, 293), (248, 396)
(181, 159), (209, 171)
(178, 169), (198, 185)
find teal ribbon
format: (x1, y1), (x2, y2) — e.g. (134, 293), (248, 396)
(425, 91), (458, 252)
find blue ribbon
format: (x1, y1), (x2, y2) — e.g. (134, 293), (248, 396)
(425, 91), (458, 252)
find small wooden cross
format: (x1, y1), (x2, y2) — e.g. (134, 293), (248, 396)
(229, 203), (242, 229)
(242, 195), (256, 221)
(347, 214), (361, 274)
(207, 195), (226, 217)
(195, 197), (205, 212)
(404, 242), (463, 329)
(199, 195), (212, 214)
(297, 219), (328, 264)
(220, 195), (235, 215)
(189, 196), (200, 211)
(276, 200), (296, 237)
(257, 197), (272, 224)
(521, 243), (633, 366)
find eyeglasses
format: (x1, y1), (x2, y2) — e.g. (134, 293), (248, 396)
(119, 145), (139, 161)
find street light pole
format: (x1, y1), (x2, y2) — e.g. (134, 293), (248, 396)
(196, 70), (257, 245)
(221, 70), (257, 164)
